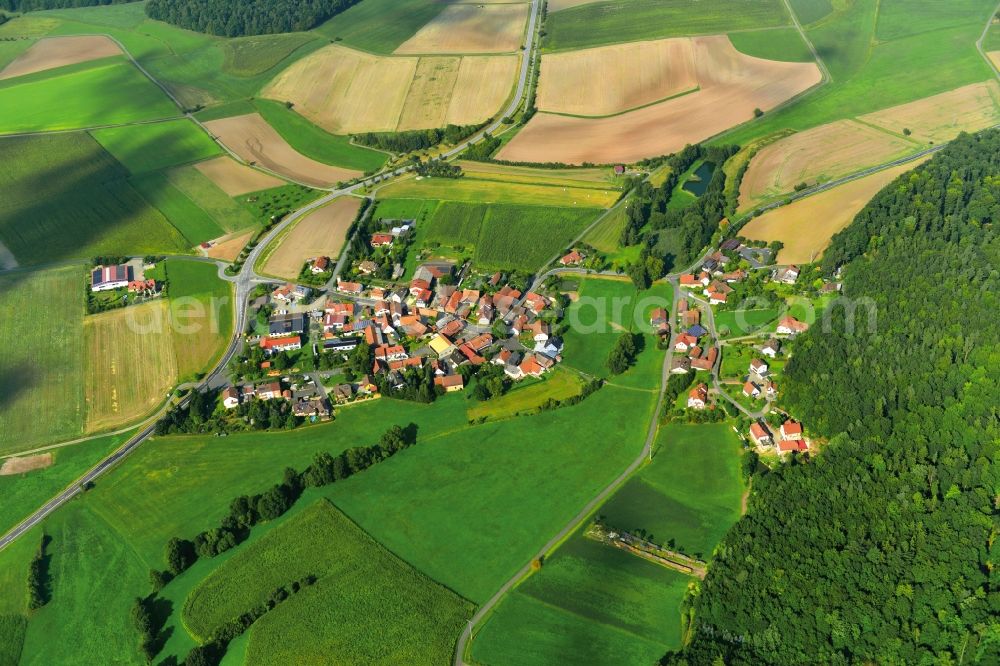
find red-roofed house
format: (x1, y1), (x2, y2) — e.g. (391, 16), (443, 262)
(687, 383), (708, 410)
(310, 256), (330, 273)
(749, 422), (772, 446)
(742, 381), (761, 398)
(337, 280), (363, 295)
(674, 333), (698, 352)
(780, 420), (804, 441)
(776, 316), (809, 335)
(260, 335), (301, 353)
(559, 249), (584, 266)
(434, 374), (465, 392)
(371, 233), (393, 247)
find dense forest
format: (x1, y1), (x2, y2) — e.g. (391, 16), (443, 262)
(665, 131), (1000, 664)
(145, 0), (357, 36)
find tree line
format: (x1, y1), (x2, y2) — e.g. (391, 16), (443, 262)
(352, 121), (488, 154)
(145, 0), (358, 36)
(664, 130), (1000, 665)
(0, 0), (122, 11)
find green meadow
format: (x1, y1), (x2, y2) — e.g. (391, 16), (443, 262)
(728, 27), (814, 62)
(718, 0), (996, 147)
(184, 500), (473, 663)
(543, 0), (790, 52)
(714, 308), (781, 337)
(472, 422), (744, 665)
(0, 133), (188, 265)
(91, 119), (221, 175)
(0, 58), (179, 133)
(161, 258), (234, 380)
(253, 99), (388, 172)
(131, 174), (227, 244)
(0, 266), (86, 456)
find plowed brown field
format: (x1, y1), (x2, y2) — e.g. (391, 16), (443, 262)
(0, 36), (120, 80)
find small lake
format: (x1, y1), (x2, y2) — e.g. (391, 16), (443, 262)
(681, 162), (716, 197)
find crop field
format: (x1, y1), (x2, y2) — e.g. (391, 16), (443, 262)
(373, 197), (441, 223)
(162, 165), (257, 232)
(203, 113), (359, 187)
(542, 0), (789, 52)
(0, 430), (134, 540)
(423, 201), (486, 247)
(548, 0), (602, 10)
(581, 204), (628, 254)
(601, 423), (745, 559)
(789, 0), (833, 25)
(0, 614), (27, 666)
(90, 119), (221, 175)
(857, 80), (1000, 143)
(472, 537), (691, 666)
(474, 204), (600, 271)
(0, 134), (189, 265)
(205, 230), (253, 261)
(457, 161), (616, 187)
(560, 277), (671, 388)
(131, 174), (226, 245)
(0, 35), (120, 79)
(253, 99), (387, 172)
(738, 120), (917, 209)
(395, 3), (529, 54)
(740, 157), (928, 264)
(219, 33), (320, 77)
(194, 155), (284, 196)
(739, 81), (1000, 207)
(0, 58), (179, 134)
(162, 259), (233, 380)
(0, 266), (85, 455)
(314, 0), (453, 54)
(262, 44), (517, 133)
(377, 172), (620, 208)
(716, 0), (996, 150)
(499, 36), (820, 164)
(83, 301), (178, 433)
(467, 368), (587, 421)
(538, 39), (699, 117)
(184, 500), (473, 663)
(261, 196), (362, 279)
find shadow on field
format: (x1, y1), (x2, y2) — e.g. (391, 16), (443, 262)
(0, 131), (197, 297)
(0, 362), (39, 414)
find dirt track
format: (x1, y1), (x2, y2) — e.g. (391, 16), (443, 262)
(203, 114), (360, 188)
(0, 36), (120, 80)
(497, 35), (821, 164)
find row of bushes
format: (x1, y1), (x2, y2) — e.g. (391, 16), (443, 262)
(606, 332), (641, 374)
(352, 121), (489, 154)
(27, 535), (50, 611)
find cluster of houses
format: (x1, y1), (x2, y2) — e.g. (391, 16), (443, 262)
(669, 299), (718, 374)
(742, 356), (778, 401)
(255, 260), (564, 394)
(221, 380), (331, 420)
(749, 418), (807, 454)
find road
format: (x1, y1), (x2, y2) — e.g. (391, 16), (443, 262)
(0, 0), (545, 555)
(453, 275), (680, 665)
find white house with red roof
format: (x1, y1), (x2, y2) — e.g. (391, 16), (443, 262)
(749, 422), (772, 446)
(687, 383), (708, 410)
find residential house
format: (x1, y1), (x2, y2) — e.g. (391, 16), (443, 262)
(687, 383), (708, 410)
(776, 316), (809, 335)
(310, 256), (330, 274)
(434, 375), (465, 392)
(222, 387), (241, 409)
(559, 249), (584, 266)
(256, 381), (283, 400)
(357, 260), (378, 275)
(690, 347), (717, 372)
(749, 359), (769, 377)
(528, 320), (550, 343)
(269, 313), (307, 337)
(428, 334), (455, 357)
(686, 324), (707, 339)
(292, 398), (331, 419)
(260, 335), (301, 354)
(774, 265), (800, 284)
(336, 280), (363, 295)
(330, 384), (353, 403)
(708, 291), (728, 305)
(323, 337), (358, 353)
(761, 339), (781, 358)
(518, 354), (546, 379)
(749, 422), (773, 446)
(742, 381), (761, 398)
(780, 420), (804, 441)
(670, 357), (691, 374)
(765, 381), (778, 399)
(370, 233), (394, 247)
(650, 307), (669, 334)
(674, 333), (698, 352)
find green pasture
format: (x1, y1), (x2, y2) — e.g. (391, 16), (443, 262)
(163, 165), (257, 233)
(161, 258), (233, 379)
(728, 27), (814, 62)
(184, 500), (472, 663)
(542, 0), (790, 52)
(719, 343), (756, 380)
(0, 431), (136, 539)
(560, 277), (671, 389)
(131, 173), (226, 244)
(0, 58), (178, 133)
(472, 537), (690, 666)
(313, 0), (450, 54)
(602, 423), (746, 559)
(254, 99), (388, 172)
(0, 614), (27, 666)
(718, 0), (996, 147)
(0, 266), (86, 455)
(372, 197), (440, 224)
(467, 367), (586, 422)
(788, 0), (833, 25)
(91, 119), (221, 175)
(0, 134), (188, 265)
(714, 308), (781, 337)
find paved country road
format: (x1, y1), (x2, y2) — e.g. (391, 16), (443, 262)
(0, 0), (545, 554)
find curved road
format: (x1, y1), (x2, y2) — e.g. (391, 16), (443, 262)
(0, 0), (544, 554)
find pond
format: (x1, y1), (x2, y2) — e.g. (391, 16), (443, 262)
(681, 161), (716, 197)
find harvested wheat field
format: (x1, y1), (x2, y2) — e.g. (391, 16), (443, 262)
(0, 453), (53, 476)
(0, 35), (121, 80)
(262, 196), (362, 280)
(194, 156), (284, 196)
(538, 39), (698, 116)
(84, 301), (178, 433)
(204, 114), (359, 188)
(738, 120), (917, 209)
(740, 159), (927, 264)
(990, 52), (1000, 71)
(395, 3), (529, 54)
(858, 80), (1000, 143)
(205, 230), (253, 261)
(497, 35), (820, 164)
(263, 44), (516, 133)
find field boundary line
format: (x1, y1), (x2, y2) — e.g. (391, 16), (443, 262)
(541, 86), (701, 119)
(976, 1), (1000, 80)
(781, 0), (830, 83)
